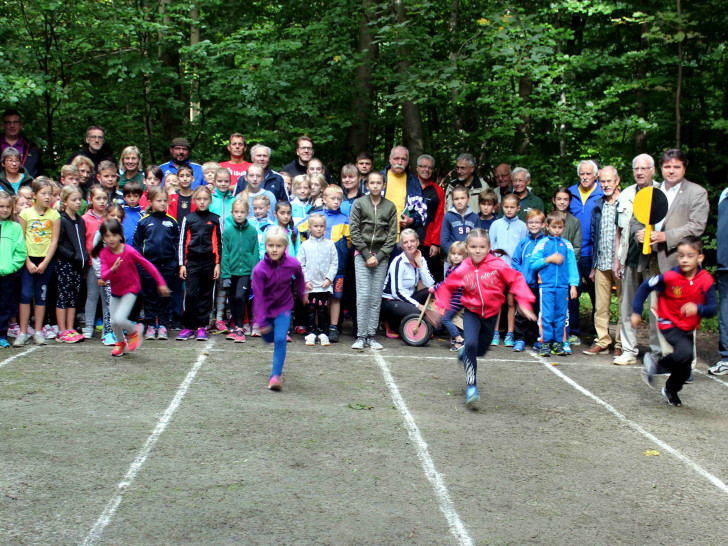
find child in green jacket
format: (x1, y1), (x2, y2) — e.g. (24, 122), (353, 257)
(220, 196), (261, 342)
(0, 191), (27, 347)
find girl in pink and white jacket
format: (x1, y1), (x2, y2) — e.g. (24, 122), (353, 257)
(434, 228), (536, 408)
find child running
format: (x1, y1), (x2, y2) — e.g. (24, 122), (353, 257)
(54, 185), (88, 343)
(434, 228), (536, 408)
(0, 191), (27, 348)
(177, 186), (222, 341)
(15, 179), (60, 346)
(220, 197), (260, 343)
(94, 219), (171, 356)
(132, 187), (179, 340)
(252, 225), (307, 391)
(633, 236), (716, 407)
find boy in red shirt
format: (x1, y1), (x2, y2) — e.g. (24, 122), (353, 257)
(632, 236), (716, 407)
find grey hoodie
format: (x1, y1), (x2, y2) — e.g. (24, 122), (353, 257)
(298, 234), (338, 293)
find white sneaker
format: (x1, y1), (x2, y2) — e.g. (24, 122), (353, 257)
(42, 324), (57, 339)
(305, 333), (316, 346)
(33, 332), (46, 345)
(81, 326), (94, 339)
(613, 353), (638, 366)
(708, 362), (728, 376)
(13, 333), (30, 347)
(367, 338), (383, 350)
(351, 338), (365, 350)
(318, 333), (330, 346)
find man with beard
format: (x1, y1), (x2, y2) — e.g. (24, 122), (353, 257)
(445, 153), (487, 211)
(160, 137), (204, 189)
(69, 126), (116, 171)
(381, 145), (426, 240)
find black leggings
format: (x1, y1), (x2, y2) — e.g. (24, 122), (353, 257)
(182, 259), (216, 329)
(306, 292), (329, 334)
(229, 275), (251, 328)
(660, 327), (694, 394)
(381, 288), (430, 331)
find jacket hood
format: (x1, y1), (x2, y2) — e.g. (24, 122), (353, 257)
(447, 206), (474, 216)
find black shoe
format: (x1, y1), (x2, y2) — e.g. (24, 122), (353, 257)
(328, 325), (339, 343)
(551, 342), (566, 356)
(662, 387), (682, 407)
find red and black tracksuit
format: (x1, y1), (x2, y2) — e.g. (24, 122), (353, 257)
(178, 210), (222, 330)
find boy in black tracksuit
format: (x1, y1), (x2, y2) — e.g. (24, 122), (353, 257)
(133, 205), (180, 339)
(177, 189), (222, 341)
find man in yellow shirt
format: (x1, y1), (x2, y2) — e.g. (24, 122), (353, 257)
(381, 145), (427, 240)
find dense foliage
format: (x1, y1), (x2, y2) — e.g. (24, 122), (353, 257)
(2, 0), (725, 211)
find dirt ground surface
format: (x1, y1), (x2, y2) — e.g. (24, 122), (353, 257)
(1, 323), (727, 545)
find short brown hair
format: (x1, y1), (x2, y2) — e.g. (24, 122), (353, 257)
(478, 189), (498, 206)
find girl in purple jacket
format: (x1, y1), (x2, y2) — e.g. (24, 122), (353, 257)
(252, 225), (307, 391)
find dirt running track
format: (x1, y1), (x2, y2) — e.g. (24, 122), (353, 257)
(1, 333), (727, 545)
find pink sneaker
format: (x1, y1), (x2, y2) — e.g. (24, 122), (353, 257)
(234, 328), (246, 343)
(196, 327), (208, 341)
(126, 323), (145, 352)
(267, 375), (282, 391)
(226, 330), (237, 340)
(215, 319), (228, 334)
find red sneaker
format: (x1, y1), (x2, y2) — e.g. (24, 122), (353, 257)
(127, 323), (145, 352)
(111, 341), (127, 357)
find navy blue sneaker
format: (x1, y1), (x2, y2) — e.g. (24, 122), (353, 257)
(513, 340), (525, 352)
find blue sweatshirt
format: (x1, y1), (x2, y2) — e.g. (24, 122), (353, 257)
(133, 211), (180, 265)
(440, 206), (479, 255)
(530, 235), (579, 289)
(512, 231), (545, 286)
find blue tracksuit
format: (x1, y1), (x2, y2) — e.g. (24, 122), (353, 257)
(531, 235), (579, 344)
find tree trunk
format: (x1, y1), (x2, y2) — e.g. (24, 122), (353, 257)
(634, 2), (649, 154)
(449, 0), (463, 134)
(394, 0), (425, 167)
(513, 76), (532, 155)
(675, 0), (683, 148)
(346, 0), (378, 158)
(158, 0), (183, 140)
(190, 4), (201, 123)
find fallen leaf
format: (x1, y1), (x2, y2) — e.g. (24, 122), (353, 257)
(347, 403), (373, 410)
(643, 450), (660, 456)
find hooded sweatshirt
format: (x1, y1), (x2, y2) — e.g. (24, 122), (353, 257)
(251, 253), (306, 327)
(440, 206), (479, 255)
(56, 210), (89, 271)
(298, 234), (338, 293)
(0, 218), (27, 276)
(220, 219), (260, 278)
(435, 253), (535, 319)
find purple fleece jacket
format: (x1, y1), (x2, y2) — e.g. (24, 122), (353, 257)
(252, 253), (306, 327)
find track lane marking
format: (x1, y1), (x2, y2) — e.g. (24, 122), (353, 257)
(373, 351), (474, 546)
(535, 354), (728, 496)
(81, 341), (214, 545)
(0, 345), (40, 370)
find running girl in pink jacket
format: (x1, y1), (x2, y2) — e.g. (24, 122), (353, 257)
(434, 228), (536, 408)
(93, 219), (170, 357)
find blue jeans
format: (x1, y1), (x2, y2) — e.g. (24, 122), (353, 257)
(262, 310), (291, 378)
(718, 271), (728, 360)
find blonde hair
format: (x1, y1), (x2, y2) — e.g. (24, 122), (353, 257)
(292, 174), (310, 191)
(264, 224), (288, 246)
(59, 185), (83, 211)
(232, 195), (249, 215)
(251, 194), (270, 207)
(323, 184), (343, 198)
(202, 161), (221, 174)
(119, 146), (143, 171)
(59, 164), (80, 180)
(192, 185), (212, 200)
(447, 241), (467, 263)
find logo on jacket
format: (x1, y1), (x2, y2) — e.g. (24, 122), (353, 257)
(672, 285), (683, 298)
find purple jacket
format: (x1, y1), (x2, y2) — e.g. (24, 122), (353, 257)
(252, 253), (306, 326)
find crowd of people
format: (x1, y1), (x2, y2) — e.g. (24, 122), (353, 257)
(0, 109), (726, 407)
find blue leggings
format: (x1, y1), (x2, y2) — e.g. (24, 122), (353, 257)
(262, 311), (292, 378)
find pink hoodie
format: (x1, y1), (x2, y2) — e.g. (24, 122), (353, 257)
(434, 253), (535, 319)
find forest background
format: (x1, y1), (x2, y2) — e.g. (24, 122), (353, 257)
(1, 0), (725, 248)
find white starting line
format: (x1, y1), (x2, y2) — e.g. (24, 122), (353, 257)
(0, 345), (40, 370)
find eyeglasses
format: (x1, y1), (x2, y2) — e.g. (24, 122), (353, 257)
(88, 135), (105, 141)
(417, 165), (433, 170)
(298, 146), (313, 151)
(495, 173), (510, 179)
(633, 166), (653, 172)
(4, 158), (20, 164)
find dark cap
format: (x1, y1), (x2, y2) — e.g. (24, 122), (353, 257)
(170, 137), (191, 149)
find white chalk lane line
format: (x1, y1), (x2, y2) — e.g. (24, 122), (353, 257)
(81, 341), (214, 545)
